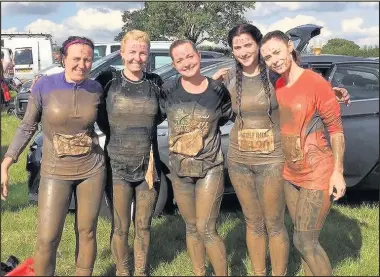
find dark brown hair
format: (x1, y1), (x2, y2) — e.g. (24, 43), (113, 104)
(169, 39), (198, 60)
(227, 23), (271, 129)
(60, 36), (95, 67)
(261, 30), (300, 64)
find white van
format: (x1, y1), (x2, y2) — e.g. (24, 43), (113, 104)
(1, 33), (54, 80)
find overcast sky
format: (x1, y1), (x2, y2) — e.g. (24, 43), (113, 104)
(1, 1), (379, 47)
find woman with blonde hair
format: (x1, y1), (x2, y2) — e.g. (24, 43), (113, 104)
(96, 30), (165, 276)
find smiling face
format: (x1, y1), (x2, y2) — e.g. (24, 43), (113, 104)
(231, 33), (259, 68)
(121, 39), (149, 74)
(171, 42), (201, 78)
(63, 43), (93, 83)
(261, 38), (294, 74)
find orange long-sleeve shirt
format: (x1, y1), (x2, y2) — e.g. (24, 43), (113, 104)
(275, 69), (343, 190)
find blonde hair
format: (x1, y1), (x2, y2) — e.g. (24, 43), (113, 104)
(120, 30), (150, 52)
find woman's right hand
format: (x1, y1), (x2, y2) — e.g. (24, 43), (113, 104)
(1, 167), (9, 201)
(1, 157), (14, 201)
(212, 67), (231, 81)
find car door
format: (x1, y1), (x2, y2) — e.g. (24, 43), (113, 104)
(327, 61), (379, 187)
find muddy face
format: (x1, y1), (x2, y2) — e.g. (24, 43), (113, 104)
(261, 38), (293, 75)
(63, 44), (93, 83)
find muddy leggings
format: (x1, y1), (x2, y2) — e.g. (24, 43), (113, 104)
(227, 159), (289, 276)
(284, 181), (332, 276)
(34, 169), (106, 276)
(110, 179), (158, 276)
(170, 165), (227, 276)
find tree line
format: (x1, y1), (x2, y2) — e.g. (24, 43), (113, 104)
(114, 2), (378, 58)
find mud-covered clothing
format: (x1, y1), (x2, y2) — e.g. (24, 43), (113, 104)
(227, 160), (289, 276)
(5, 72), (105, 180)
(160, 77), (233, 178)
(224, 71), (284, 165)
(275, 69), (343, 190)
(34, 169), (106, 276)
(284, 181), (332, 275)
(170, 165), (227, 276)
(111, 179), (158, 276)
(95, 69), (165, 183)
(223, 69), (288, 275)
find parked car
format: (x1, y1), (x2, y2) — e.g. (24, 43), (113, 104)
(24, 24), (379, 219)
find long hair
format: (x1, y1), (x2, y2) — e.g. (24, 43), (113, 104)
(227, 24), (271, 129)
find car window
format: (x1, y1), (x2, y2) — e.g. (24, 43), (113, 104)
(14, 47), (33, 65)
(89, 52), (122, 79)
(110, 55), (123, 66)
(110, 45), (121, 53)
(152, 54), (172, 71)
(94, 45), (107, 61)
(331, 63), (379, 100)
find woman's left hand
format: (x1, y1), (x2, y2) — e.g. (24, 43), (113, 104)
(329, 170), (346, 201)
(332, 87), (351, 106)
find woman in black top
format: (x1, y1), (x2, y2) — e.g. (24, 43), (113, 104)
(159, 40), (233, 276)
(96, 30), (165, 276)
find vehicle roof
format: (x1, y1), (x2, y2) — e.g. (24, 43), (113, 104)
(300, 54), (376, 64)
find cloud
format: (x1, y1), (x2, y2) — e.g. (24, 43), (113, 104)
(246, 2), (350, 18)
(357, 37), (379, 46)
(22, 8), (124, 44)
(339, 17), (379, 46)
(1, 2), (60, 15)
(75, 2), (143, 12)
(251, 15), (332, 41)
(358, 2), (379, 9)
(342, 17), (379, 37)
(1, 27), (18, 33)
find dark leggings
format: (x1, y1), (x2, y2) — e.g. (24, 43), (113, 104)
(284, 181), (332, 276)
(170, 165), (227, 276)
(110, 179), (158, 276)
(227, 159), (289, 276)
(34, 169), (106, 276)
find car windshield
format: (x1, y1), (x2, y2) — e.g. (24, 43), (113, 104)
(91, 50), (120, 70)
(14, 47), (33, 65)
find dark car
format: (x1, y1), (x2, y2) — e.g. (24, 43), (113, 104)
(25, 24), (379, 218)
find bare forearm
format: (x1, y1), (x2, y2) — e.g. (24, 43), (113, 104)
(330, 133), (345, 173)
(1, 157), (14, 171)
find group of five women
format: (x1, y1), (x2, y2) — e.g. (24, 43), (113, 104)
(1, 23), (349, 276)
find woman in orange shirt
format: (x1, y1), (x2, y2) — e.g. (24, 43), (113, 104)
(260, 30), (346, 276)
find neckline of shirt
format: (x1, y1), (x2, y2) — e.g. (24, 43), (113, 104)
(121, 70), (145, 84)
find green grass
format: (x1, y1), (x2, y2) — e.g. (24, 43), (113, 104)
(1, 112), (379, 276)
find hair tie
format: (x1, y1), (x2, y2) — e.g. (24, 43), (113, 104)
(63, 39), (92, 53)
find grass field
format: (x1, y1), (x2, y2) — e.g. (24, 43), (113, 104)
(1, 111), (379, 276)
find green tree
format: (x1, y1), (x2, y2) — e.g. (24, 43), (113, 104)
(115, 1), (255, 45)
(321, 38), (379, 57)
